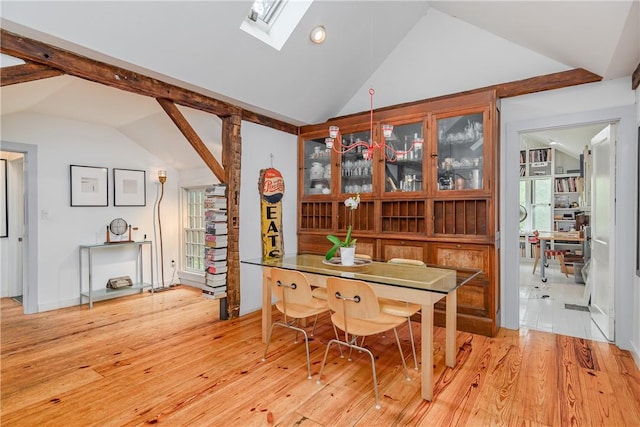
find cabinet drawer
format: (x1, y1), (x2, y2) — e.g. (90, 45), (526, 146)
(430, 242), (495, 334)
(430, 242), (490, 272)
(380, 239), (428, 262)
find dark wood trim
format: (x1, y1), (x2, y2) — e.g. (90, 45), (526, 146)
(316, 68), (602, 129)
(156, 98), (226, 182)
(632, 62), (640, 90)
(0, 62), (63, 86)
(0, 29), (298, 134)
(221, 114), (242, 319)
(241, 109), (298, 135)
(491, 68), (602, 97)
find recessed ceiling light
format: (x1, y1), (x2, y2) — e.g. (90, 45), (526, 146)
(310, 25), (326, 44)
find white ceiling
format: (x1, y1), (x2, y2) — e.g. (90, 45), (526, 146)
(1, 1), (638, 170)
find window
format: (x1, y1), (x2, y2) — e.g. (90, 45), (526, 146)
(184, 188), (206, 272)
(240, 0), (313, 51)
(248, 0), (284, 27)
(519, 178), (552, 232)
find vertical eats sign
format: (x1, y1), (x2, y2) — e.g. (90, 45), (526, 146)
(259, 168), (284, 258)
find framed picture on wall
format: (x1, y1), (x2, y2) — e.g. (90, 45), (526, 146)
(70, 165), (108, 207)
(1, 159), (7, 238)
(114, 168), (146, 206)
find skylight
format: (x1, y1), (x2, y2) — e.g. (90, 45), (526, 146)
(241, 0), (314, 51)
(248, 0), (283, 27)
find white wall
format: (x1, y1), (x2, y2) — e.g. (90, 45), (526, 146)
(634, 86), (640, 367)
(501, 77), (638, 359)
(1, 111), (180, 311)
(0, 108), (297, 316)
(238, 122), (298, 315)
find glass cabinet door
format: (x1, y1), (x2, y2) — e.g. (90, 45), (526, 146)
(302, 137), (332, 196)
(339, 129), (373, 194)
(383, 121), (424, 193)
(435, 112), (485, 192)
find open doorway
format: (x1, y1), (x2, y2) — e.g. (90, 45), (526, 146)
(0, 151), (25, 303)
(516, 123), (609, 341)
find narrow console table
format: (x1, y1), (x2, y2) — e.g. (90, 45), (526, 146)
(79, 241), (154, 308)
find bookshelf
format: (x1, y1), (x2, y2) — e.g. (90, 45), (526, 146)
(520, 147), (553, 177)
(202, 184), (228, 319)
(520, 147), (584, 256)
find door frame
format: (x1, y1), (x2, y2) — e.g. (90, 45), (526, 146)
(502, 105), (636, 350)
(589, 124), (616, 340)
(1, 141), (38, 314)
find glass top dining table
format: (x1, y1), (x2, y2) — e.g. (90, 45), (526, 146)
(242, 253), (482, 401)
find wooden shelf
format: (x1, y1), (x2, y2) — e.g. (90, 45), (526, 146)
(433, 199), (488, 236)
(381, 200), (426, 233)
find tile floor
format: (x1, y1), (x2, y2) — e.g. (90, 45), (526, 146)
(519, 260), (608, 342)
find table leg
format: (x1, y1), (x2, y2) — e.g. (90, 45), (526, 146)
(421, 304), (434, 401)
(540, 239), (547, 282)
(445, 290), (457, 368)
(261, 267), (272, 343)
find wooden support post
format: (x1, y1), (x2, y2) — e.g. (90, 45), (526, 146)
(222, 112), (242, 319)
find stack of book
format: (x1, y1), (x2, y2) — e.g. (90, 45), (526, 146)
(203, 184), (228, 300)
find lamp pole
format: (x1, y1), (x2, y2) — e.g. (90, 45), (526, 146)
(157, 170), (167, 289)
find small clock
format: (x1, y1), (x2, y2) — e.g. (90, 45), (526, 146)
(106, 218), (132, 243)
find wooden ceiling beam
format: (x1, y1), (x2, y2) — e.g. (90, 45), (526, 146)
(490, 68), (602, 98)
(0, 28), (298, 134)
(323, 68), (603, 125)
(0, 62), (64, 86)
(241, 109), (298, 135)
(156, 98), (226, 182)
(0, 29), (231, 117)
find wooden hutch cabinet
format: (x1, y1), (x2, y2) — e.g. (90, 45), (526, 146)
(298, 91), (500, 337)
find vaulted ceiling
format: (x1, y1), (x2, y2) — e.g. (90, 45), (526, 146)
(1, 1), (638, 169)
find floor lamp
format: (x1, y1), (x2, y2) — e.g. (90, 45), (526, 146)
(157, 169), (167, 290)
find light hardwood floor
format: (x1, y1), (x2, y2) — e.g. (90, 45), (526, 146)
(2, 286), (639, 426)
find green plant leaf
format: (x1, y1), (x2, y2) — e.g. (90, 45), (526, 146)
(325, 245), (339, 260)
(326, 234), (342, 246)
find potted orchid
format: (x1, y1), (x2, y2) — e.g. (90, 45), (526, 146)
(325, 194), (360, 265)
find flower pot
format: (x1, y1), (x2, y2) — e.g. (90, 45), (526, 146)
(340, 246), (356, 266)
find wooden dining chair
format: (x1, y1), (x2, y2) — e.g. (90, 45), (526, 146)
(378, 258), (424, 370)
(317, 276), (410, 410)
(262, 268), (329, 380)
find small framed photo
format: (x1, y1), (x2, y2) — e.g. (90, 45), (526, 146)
(70, 165), (108, 207)
(114, 168), (146, 206)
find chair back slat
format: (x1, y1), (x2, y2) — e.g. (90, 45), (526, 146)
(387, 258), (426, 267)
(326, 277), (380, 320)
(270, 268), (314, 306)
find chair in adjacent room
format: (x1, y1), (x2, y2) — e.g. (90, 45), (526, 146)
(529, 230), (541, 274)
(317, 276), (411, 409)
(262, 268), (329, 379)
(377, 258), (424, 370)
(544, 249), (570, 277)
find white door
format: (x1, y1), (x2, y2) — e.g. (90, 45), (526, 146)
(7, 156), (25, 298)
(589, 124), (615, 341)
